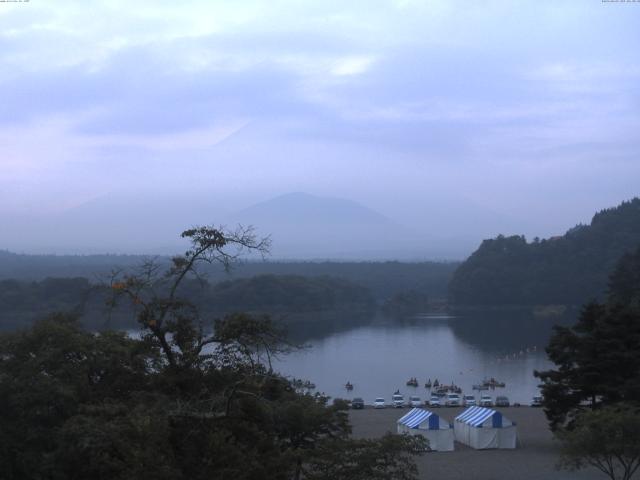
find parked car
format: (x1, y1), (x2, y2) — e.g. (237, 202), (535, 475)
(351, 397), (365, 409)
(480, 395), (493, 407)
(429, 395), (441, 407)
(495, 395), (510, 407)
(445, 393), (461, 407)
(463, 394), (476, 407)
(374, 397), (386, 409)
(531, 395), (543, 407)
(392, 394), (405, 408)
(409, 396), (421, 408)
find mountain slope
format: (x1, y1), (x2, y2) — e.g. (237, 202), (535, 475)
(228, 192), (424, 259)
(448, 198), (640, 306)
(235, 192), (395, 226)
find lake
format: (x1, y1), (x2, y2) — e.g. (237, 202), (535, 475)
(274, 311), (572, 405)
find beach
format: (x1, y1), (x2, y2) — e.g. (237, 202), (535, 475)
(349, 407), (605, 480)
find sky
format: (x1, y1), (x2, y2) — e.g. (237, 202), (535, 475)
(1, 0), (639, 257)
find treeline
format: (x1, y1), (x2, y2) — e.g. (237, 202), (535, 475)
(449, 198), (640, 306)
(381, 290), (430, 318)
(204, 275), (374, 314)
(0, 251), (458, 301)
(0, 277), (94, 330)
(0, 274), (375, 331)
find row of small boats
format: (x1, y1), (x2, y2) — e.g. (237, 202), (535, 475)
(328, 377), (505, 392)
(405, 377), (506, 390)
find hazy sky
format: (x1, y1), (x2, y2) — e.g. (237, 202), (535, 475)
(1, 1), (639, 255)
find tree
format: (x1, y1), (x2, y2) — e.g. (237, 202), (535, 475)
(303, 434), (427, 480)
(0, 313), (160, 480)
(557, 405), (640, 480)
(535, 247), (640, 430)
(449, 198), (640, 306)
(108, 225), (271, 372)
(0, 225), (426, 480)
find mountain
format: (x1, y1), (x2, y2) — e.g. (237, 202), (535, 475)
(227, 192), (426, 259)
(1, 188), (495, 259)
(234, 192), (394, 226)
(448, 198), (640, 306)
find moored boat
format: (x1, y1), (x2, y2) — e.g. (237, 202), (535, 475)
(406, 377), (419, 387)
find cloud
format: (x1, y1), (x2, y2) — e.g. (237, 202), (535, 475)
(0, 0), (639, 253)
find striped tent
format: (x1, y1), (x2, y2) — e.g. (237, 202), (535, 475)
(454, 406), (516, 449)
(396, 408), (454, 451)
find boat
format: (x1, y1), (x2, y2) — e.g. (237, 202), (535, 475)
(433, 379), (440, 388)
(472, 384), (489, 391)
(482, 377), (506, 388)
(345, 382), (354, 390)
(406, 377), (419, 387)
(424, 378), (432, 389)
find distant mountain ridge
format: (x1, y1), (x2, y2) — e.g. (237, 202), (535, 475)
(234, 192), (396, 226)
(2, 191), (470, 259)
(448, 198), (640, 306)
(227, 192), (426, 259)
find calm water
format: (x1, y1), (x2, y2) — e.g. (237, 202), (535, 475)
(274, 312), (570, 405)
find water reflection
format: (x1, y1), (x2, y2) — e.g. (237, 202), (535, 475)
(274, 310), (576, 405)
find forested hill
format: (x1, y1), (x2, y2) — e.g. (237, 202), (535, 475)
(0, 274), (375, 331)
(449, 198), (640, 306)
(203, 274), (374, 314)
(0, 252), (457, 300)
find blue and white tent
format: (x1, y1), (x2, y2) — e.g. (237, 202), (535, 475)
(396, 408), (454, 451)
(454, 406), (516, 449)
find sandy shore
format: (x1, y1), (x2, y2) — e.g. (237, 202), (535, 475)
(349, 406), (607, 480)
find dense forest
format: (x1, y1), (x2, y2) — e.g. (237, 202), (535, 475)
(449, 198), (640, 306)
(205, 275), (374, 314)
(0, 252), (457, 301)
(0, 274), (376, 332)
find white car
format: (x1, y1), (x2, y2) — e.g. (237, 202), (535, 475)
(392, 394), (405, 408)
(480, 395), (493, 407)
(409, 396), (421, 408)
(463, 394), (476, 407)
(531, 395), (543, 407)
(445, 393), (461, 406)
(429, 395), (441, 407)
(374, 397), (386, 409)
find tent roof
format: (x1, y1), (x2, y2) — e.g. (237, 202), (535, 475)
(397, 408), (435, 428)
(455, 406), (502, 427)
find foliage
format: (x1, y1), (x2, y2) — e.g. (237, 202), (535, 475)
(449, 198), (640, 306)
(0, 274), (375, 332)
(0, 314), (161, 479)
(206, 274), (375, 314)
(608, 247), (640, 310)
(304, 434), (428, 480)
(535, 246), (640, 430)
(557, 405), (640, 480)
(0, 226), (424, 480)
(381, 289), (430, 318)
(0, 277), (92, 329)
